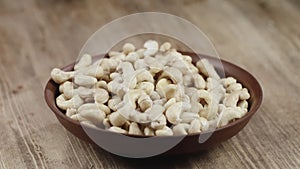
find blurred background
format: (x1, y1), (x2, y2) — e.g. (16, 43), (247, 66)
(0, 0), (299, 168)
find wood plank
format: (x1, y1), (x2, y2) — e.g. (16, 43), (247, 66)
(0, 0), (299, 168)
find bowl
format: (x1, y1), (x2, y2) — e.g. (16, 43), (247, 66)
(44, 52), (263, 158)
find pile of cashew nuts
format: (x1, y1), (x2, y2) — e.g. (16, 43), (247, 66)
(50, 40), (250, 136)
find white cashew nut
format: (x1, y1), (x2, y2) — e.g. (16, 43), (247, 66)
(155, 126), (173, 136)
(51, 68), (74, 84)
(173, 123), (190, 135)
(74, 54), (92, 70)
(128, 122), (143, 135)
(143, 40), (158, 56)
(74, 74), (97, 87)
(71, 103), (106, 126)
(56, 94), (84, 110)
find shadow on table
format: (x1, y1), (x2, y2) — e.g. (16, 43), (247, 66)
(92, 146), (214, 169)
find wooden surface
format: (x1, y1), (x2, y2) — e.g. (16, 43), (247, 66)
(0, 0), (299, 168)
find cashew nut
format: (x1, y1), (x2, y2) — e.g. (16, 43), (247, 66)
(123, 43), (135, 55)
(196, 59), (220, 79)
(71, 103), (106, 126)
(128, 122), (143, 135)
(109, 111), (127, 127)
(94, 88), (109, 104)
(108, 126), (128, 134)
(173, 123), (190, 135)
(74, 74), (97, 87)
(144, 127), (155, 136)
(144, 40), (158, 56)
(155, 126), (173, 136)
(135, 82), (154, 95)
(188, 119), (201, 134)
(160, 42), (171, 52)
(74, 54), (92, 70)
(56, 94), (84, 110)
(51, 68), (74, 84)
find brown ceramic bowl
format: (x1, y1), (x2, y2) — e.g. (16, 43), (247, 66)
(44, 52), (263, 158)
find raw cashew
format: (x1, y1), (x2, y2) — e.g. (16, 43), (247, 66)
(123, 43), (135, 54)
(95, 80), (108, 90)
(56, 94), (84, 110)
(183, 74), (193, 87)
(150, 114), (167, 130)
(144, 127), (155, 136)
(76, 64), (106, 79)
(108, 126), (128, 134)
(108, 97), (121, 111)
(153, 98), (167, 106)
(159, 67), (183, 84)
(240, 88), (250, 100)
(74, 74), (97, 87)
(160, 42), (171, 52)
(97, 103), (111, 115)
(144, 56), (164, 74)
(227, 83), (242, 93)
(123, 89), (146, 109)
(71, 103), (106, 126)
(74, 54), (92, 70)
(188, 119), (201, 134)
(94, 88), (109, 104)
(172, 60), (191, 75)
(164, 98), (176, 109)
(238, 100), (248, 110)
(51, 68), (74, 84)
(156, 78), (172, 98)
(223, 91), (240, 107)
(100, 58), (120, 73)
(207, 78), (226, 104)
(109, 112), (127, 127)
(59, 81), (74, 99)
(181, 112), (200, 123)
(218, 106), (244, 127)
(60, 82), (94, 99)
(196, 59), (220, 79)
(135, 82), (154, 95)
(125, 52), (139, 63)
(173, 123), (190, 135)
(66, 108), (77, 117)
(108, 62), (138, 97)
(136, 69), (154, 83)
(137, 94), (152, 112)
(122, 121), (131, 131)
(182, 55), (192, 63)
(193, 74), (206, 89)
(222, 77), (236, 87)
(144, 40), (158, 56)
(134, 59), (148, 70)
(108, 51), (125, 59)
(149, 91), (160, 100)
(166, 102), (184, 124)
(128, 122), (143, 135)
(136, 48), (145, 58)
(117, 61), (137, 88)
(145, 105), (165, 121)
(199, 117), (209, 131)
(156, 126), (173, 136)
(103, 118), (111, 128)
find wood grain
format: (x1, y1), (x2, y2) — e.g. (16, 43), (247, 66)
(0, 0), (299, 168)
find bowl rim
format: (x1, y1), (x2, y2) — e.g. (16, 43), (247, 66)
(44, 53), (263, 138)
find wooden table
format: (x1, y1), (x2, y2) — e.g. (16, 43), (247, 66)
(0, 0), (299, 168)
